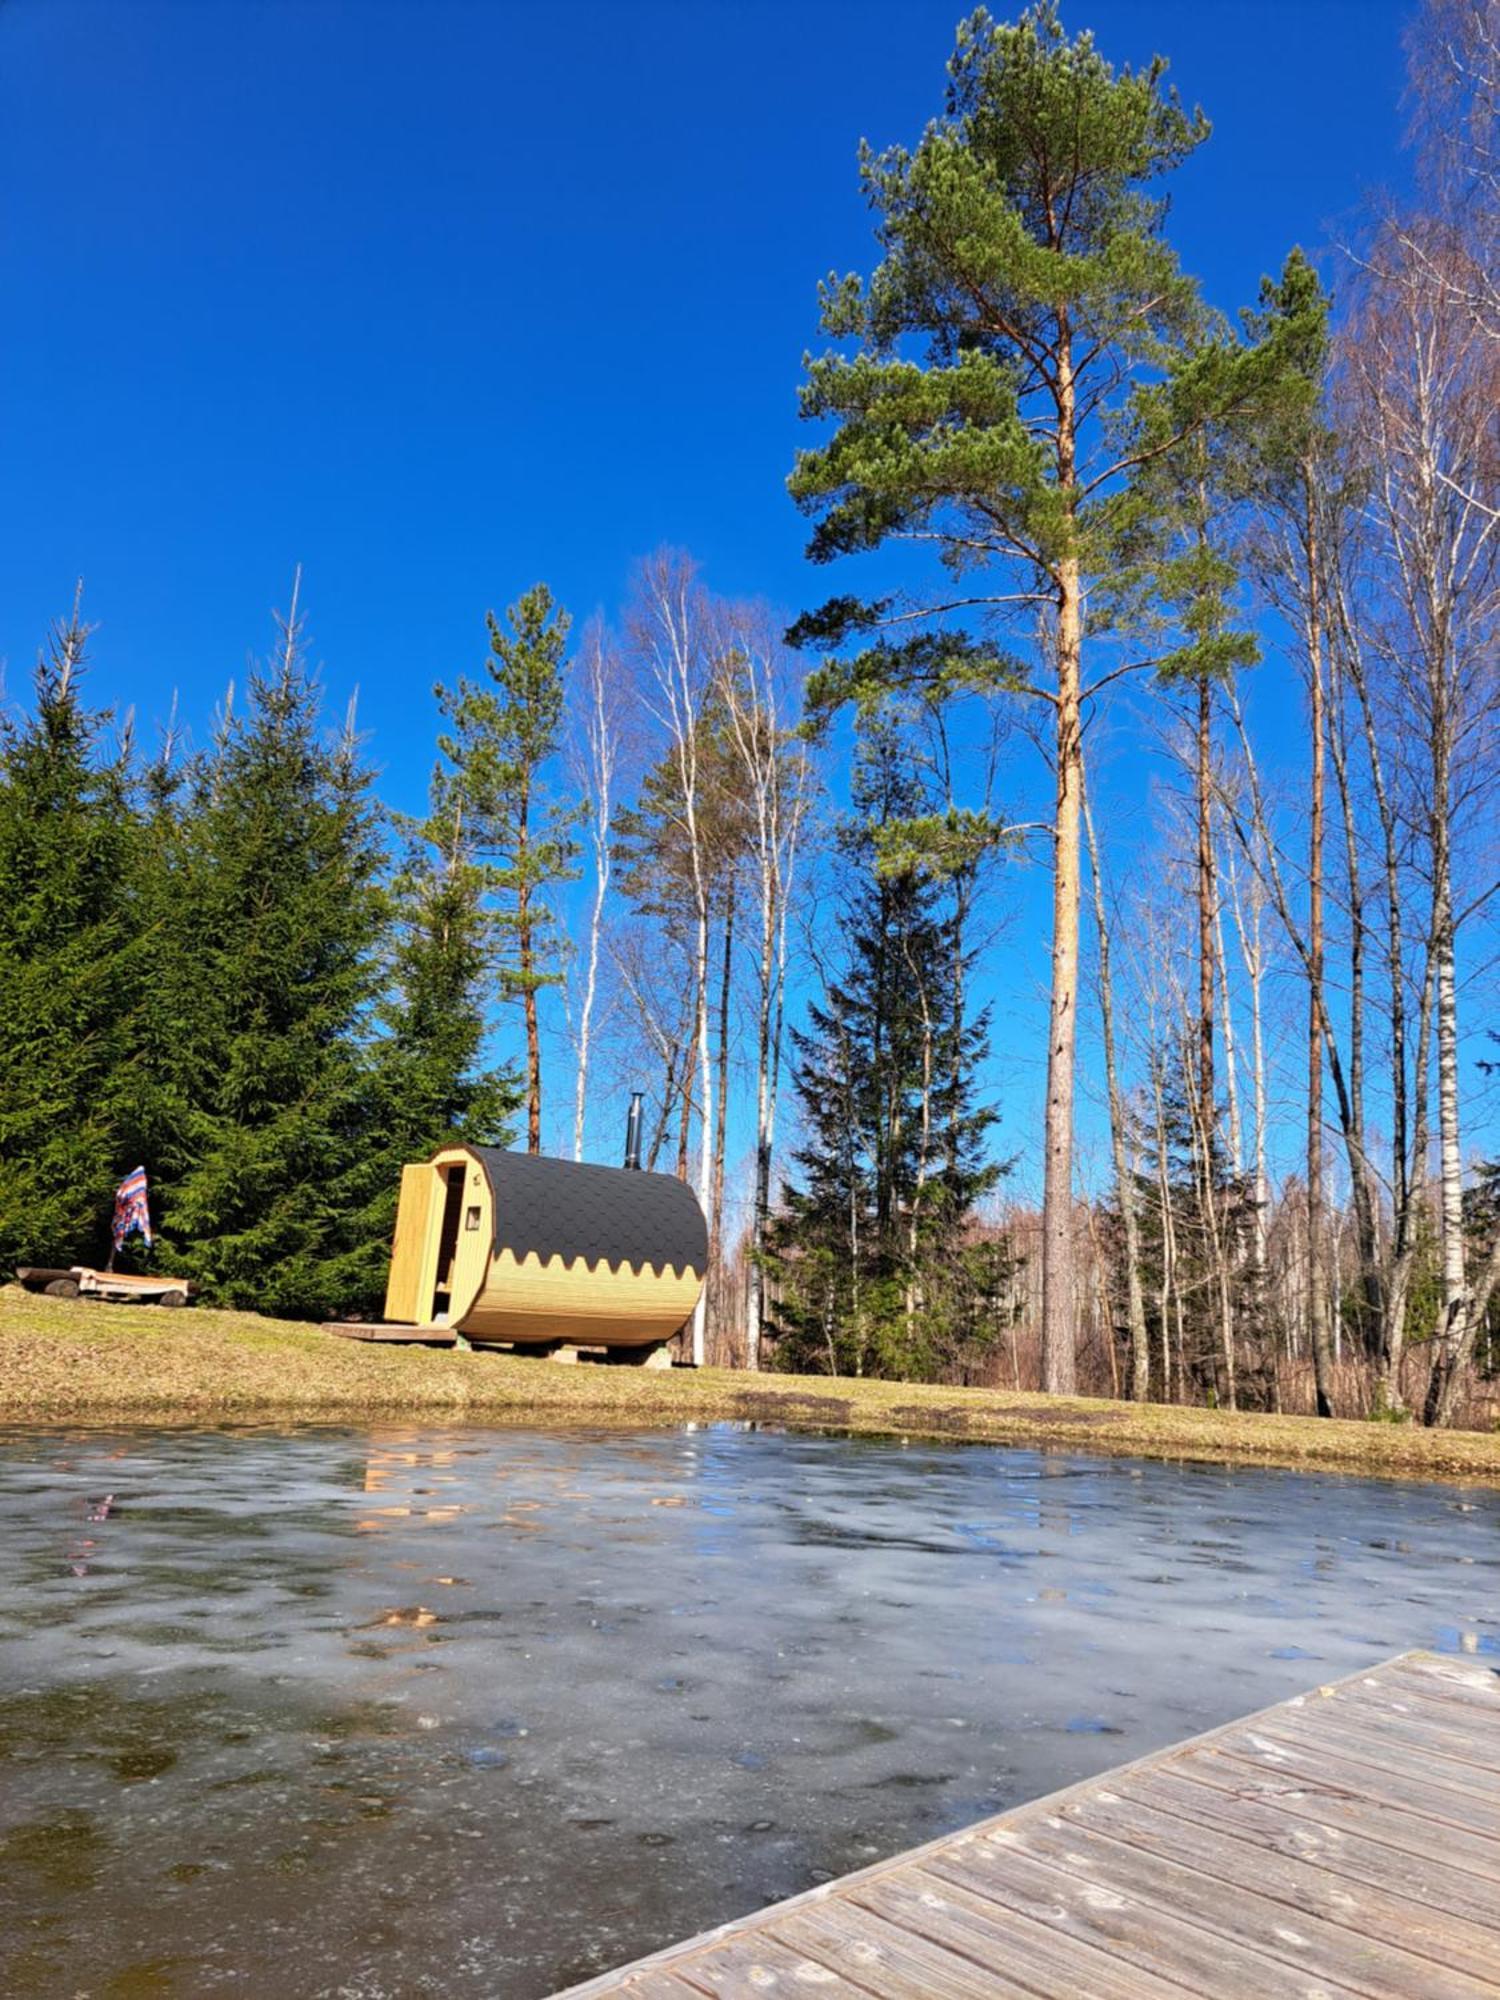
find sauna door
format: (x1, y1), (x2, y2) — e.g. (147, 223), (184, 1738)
(429, 1165), (467, 1322)
(384, 1165), (439, 1324)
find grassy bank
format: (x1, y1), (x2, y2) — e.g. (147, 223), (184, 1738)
(3, 1284), (1498, 1484)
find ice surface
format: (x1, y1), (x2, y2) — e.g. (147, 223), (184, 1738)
(0, 1422), (1495, 1997)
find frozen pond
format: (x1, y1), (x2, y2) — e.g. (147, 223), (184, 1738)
(1, 1423), (1496, 1997)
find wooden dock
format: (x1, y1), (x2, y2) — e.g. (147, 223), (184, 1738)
(556, 1650), (1500, 1999)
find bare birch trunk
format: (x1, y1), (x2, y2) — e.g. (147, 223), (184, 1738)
(1340, 597), (1417, 1401)
(1082, 774), (1150, 1400)
(1226, 849), (1269, 1285)
(710, 888), (735, 1356)
(572, 628), (617, 1163)
(1388, 955), (1436, 1408)
(1213, 897), (1244, 1180)
(632, 552), (714, 1365)
(614, 942), (693, 1177)
(1424, 806), (1471, 1425)
(755, 865), (797, 1370)
(690, 897), (712, 1365)
(1149, 1040), (1177, 1404)
(647, 1045), (681, 1173)
(748, 878), (775, 1373)
(1196, 674), (1217, 1132)
(1327, 624), (1382, 1344)
(1182, 1002), (1236, 1410)
(720, 629), (809, 1374)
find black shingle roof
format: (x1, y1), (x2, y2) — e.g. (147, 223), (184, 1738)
(467, 1147), (708, 1279)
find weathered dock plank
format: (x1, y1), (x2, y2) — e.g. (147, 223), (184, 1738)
(554, 1651), (1500, 1998)
(1162, 1744), (1500, 1885)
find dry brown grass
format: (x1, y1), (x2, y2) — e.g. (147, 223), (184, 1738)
(3, 1284), (1499, 1484)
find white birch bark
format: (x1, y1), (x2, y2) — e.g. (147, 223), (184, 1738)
(570, 622), (620, 1163)
(633, 553), (714, 1366)
(718, 615), (811, 1372)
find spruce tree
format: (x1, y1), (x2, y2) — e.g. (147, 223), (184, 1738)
(768, 722), (1006, 1380)
(376, 785), (519, 1155)
(156, 587), (386, 1318)
(341, 776), (522, 1310)
(119, 704), (200, 1247)
(0, 608), (145, 1269)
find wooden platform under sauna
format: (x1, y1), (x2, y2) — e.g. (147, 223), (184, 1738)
(328, 1141), (707, 1363)
(555, 1650), (1500, 1998)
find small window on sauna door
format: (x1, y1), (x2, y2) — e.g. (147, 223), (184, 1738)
(431, 1166), (466, 1321)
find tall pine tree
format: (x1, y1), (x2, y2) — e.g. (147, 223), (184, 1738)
(788, 3), (1290, 1392)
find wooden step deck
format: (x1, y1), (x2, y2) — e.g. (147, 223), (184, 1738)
(555, 1651), (1500, 1999)
(323, 1319), (457, 1345)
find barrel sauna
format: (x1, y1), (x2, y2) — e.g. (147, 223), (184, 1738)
(382, 1144), (707, 1351)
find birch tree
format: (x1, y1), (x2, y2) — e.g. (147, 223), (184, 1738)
(1229, 252), (1369, 1414)
(628, 552), (717, 1364)
(1400, 0), (1500, 353)
(1082, 766), (1150, 1398)
(568, 618), (625, 1162)
(718, 608), (812, 1371)
(1344, 227), (1500, 1425)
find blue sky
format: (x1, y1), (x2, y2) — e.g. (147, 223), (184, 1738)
(3, 0), (1442, 1190)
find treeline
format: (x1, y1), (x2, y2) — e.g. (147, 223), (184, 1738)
(4, 0), (1497, 1427)
(0, 546), (1009, 1375)
(0, 581), (514, 1317)
(775, 0), (1500, 1426)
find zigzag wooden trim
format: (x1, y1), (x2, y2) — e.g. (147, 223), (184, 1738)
(495, 1246), (705, 1285)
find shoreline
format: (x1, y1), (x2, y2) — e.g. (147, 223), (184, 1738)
(4, 1286), (1499, 1485)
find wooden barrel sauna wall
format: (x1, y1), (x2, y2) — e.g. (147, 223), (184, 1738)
(382, 1144), (707, 1348)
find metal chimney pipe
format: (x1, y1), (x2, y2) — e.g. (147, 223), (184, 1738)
(623, 1091), (643, 1170)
